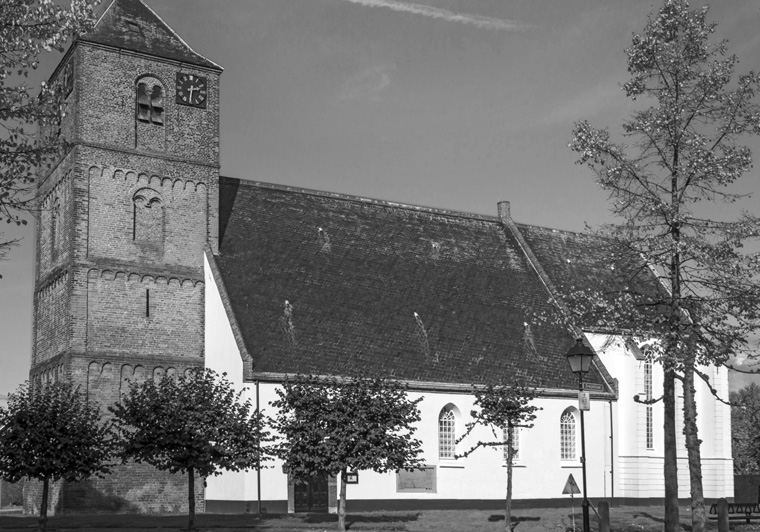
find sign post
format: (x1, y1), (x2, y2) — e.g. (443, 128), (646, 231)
(563, 473), (581, 532)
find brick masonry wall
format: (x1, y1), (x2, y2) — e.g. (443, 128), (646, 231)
(1, 480), (22, 507)
(76, 46), (220, 166)
(24, 464), (205, 515)
(85, 271), (203, 357)
(36, 161), (74, 278)
(86, 161), (210, 270)
(34, 272), (70, 365)
(34, 151), (77, 366)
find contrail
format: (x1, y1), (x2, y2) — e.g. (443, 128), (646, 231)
(341, 0), (526, 31)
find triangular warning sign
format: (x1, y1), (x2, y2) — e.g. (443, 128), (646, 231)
(562, 473), (581, 495)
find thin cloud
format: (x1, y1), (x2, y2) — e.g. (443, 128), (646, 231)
(341, 0), (528, 31)
(341, 64), (395, 101)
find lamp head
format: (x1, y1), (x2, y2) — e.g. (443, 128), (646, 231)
(565, 338), (594, 376)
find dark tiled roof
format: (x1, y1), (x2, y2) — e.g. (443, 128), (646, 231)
(516, 224), (667, 330)
(214, 178), (609, 391)
(80, 0), (221, 70)
(516, 225), (617, 296)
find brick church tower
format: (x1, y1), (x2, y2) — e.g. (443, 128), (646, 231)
(30, 0), (221, 512)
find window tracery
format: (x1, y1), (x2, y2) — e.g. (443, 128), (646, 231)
(560, 409), (576, 460)
(439, 407), (456, 459)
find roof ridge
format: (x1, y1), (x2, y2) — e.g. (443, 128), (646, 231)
(221, 176), (501, 223)
(515, 221), (597, 238)
(93, 0), (116, 29)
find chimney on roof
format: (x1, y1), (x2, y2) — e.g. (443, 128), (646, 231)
(497, 201), (511, 224)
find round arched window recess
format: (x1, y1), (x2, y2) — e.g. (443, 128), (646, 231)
(560, 407), (578, 461)
(438, 404), (461, 460)
(132, 188), (164, 244)
(136, 77), (164, 125)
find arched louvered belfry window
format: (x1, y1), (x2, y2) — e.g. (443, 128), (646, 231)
(560, 408), (577, 461)
(439, 406), (456, 459)
(136, 81), (164, 125)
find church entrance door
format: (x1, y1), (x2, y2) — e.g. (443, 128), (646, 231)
(293, 474), (329, 512)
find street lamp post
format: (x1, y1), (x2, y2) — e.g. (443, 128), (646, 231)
(565, 338), (594, 532)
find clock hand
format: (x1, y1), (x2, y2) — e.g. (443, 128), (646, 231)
(188, 85), (196, 102)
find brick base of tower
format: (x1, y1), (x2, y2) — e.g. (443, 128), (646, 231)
(24, 355), (205, 514)
(23, 463), (205, 515)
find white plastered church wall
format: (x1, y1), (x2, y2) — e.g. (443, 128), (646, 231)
(589, 333), (733, 500)
(203, 252), (258, 503)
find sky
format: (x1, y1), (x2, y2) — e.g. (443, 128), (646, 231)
(1, 0), (760, 394)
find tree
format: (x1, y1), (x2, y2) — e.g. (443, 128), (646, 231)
(568, 2), (760, 531)
(110, 369), (267, 531)
(731, 382), (760, 475)
(0, 382), (113, 532)
(270, 374), (424, 532)
(455, 381), (540, 532)
(0, 0), (96, 265)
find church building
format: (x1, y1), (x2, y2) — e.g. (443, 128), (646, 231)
(29, 0), (733, 514)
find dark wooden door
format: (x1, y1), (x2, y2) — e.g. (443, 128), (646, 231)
(293, 474), (328, 512)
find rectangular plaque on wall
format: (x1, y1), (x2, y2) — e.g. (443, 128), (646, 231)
(396, 465), (436, 493)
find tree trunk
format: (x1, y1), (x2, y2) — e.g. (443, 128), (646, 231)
(664, 183), (681, 532)
(188, 466), (196, 531)
(683, 362), (705, 532)
(663, 369), (680, 532)
(39, 476), (49, 532)
(506, 427), (514, 532)
(338, 469), (347, 532)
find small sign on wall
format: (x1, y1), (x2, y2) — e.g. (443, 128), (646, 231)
(579, 391), (591, 411)
(396, 465), (436, 493)
(346, 471), (359, 484)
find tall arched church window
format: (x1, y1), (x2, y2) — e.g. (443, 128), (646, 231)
(438, 407), (456, 460)
(133, 188), (164, 244)
(645, 358), (654, 450)
(504, 426), (520, 462)
(560, 409), (577, 461)
(136, 81), (164, 125)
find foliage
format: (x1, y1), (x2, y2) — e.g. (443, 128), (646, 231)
(457, 381), (540, 457)
(731, 382), (760, 475)
(0, 0), (96, 268)
(270, 373), (424, 532)
(568, 2), (760, 531)
(0, 381), (113, 531)
(110, 368), (267, 530)
(456, 381), (540, 531)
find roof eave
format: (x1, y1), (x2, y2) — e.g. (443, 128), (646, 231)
(205, 247), (254, 379)
(249, 371), (618, 400)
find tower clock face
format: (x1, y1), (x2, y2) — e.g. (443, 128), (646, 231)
(176, 73), (207, 108)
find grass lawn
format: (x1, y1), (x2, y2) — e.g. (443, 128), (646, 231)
(0, 505), (758, 532)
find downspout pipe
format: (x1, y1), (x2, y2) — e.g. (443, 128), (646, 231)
(256, 380), (262, 516)
(609, 399), (614, 500)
